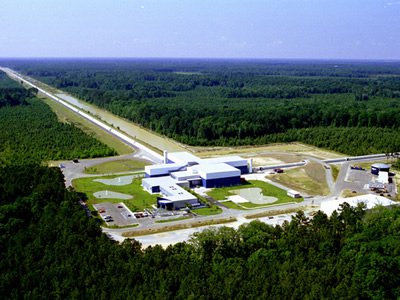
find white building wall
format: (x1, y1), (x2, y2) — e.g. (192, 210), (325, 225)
(145, 163), (186, 176)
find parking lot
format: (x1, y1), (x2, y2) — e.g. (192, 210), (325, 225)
(346, 168), (396, 197)
(94, 202), (138, 226)
(345, 168), (375, 192)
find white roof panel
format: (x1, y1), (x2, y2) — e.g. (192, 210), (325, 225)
(371, 163), (391, 169)
(145, 163), (186, 176)
(167, 152), (202, 165)
(142, 176), (197, 202)
(142, 176), (176, 187)
(198, 163), (241, 180)
(202, 156), (248, 167)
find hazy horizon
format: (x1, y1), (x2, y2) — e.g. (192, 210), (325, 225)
(1, 0), (399, 60)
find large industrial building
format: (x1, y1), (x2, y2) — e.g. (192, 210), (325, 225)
(142, 151), (252, 210)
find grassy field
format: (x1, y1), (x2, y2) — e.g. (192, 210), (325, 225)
(72, 174), (157, 212)
(245, 207), (310, 219)
(270, 161), (330, 196)
(221, 201), (246, 210)
(331, 164), (340, 181)
(193, 142), (343, 160)
(41, 96), (133, 155)
(207, 180), (301, 209)
(155, 216), (190, 223)
(122, 217), (237, 237)
(83, 159), (149, 174)
(193, 206), (223, 215)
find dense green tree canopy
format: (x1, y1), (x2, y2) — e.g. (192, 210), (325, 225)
(1, 60), (400, 299)
(4, 58), (399, 154)
(1, 163), (400, 299)
(0, 71), (116, 164)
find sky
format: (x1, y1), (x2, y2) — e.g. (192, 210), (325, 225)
(0, 0), (399, 60)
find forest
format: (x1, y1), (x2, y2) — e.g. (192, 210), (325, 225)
(0, 71), (37, 107)
(1, 161), (400, 299)
(0, 71), (116, 164)
(1, 61), (400, 298)
(3, 58), (400, 155)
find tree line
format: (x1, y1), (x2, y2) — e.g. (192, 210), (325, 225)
(0, 72), (116, 164)
(4, 59), (400, 155)
(1, 61), (400, 298)
(0, 71), (37, 107)
(1, 161), (400, 299)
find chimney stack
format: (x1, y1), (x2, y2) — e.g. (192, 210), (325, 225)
(163, 151), (168, 164)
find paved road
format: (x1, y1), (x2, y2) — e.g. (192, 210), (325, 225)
(103, 200), (312, 235)
(4, 66), (397, 245)
(59, 152), (150, 186)
(103, 154), (399, 243)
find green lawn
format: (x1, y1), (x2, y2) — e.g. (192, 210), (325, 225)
(270, 162), (329, 196)
(72, 174), (157, 212)
(220, 201), (245, 210)
(193, 206), (223, 216)
(83, 159), (149, 174)
(206, 181), (253, 201)
(207, 180), (301, 208)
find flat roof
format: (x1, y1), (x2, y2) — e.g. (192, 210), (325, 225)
(142, 176), (197, 202)
(197, 163), (239, 173)
(369, 182), (385, 189)
(168, 152), (202, 165)
(145, 163), (187, 176)
(287, 190), (301, 194)
(197, 163), (241, 180)
(202, 156), (247, 165)
(145, 163), (185, 171)
(142, 176), (176, 186)
(371, 163), (391, 169)
(170, 170), (201, 181)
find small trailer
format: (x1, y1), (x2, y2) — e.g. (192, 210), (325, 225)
(287, 190), (301, 198)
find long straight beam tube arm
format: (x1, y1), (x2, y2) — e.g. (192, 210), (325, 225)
(1, 67), (163, 163)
